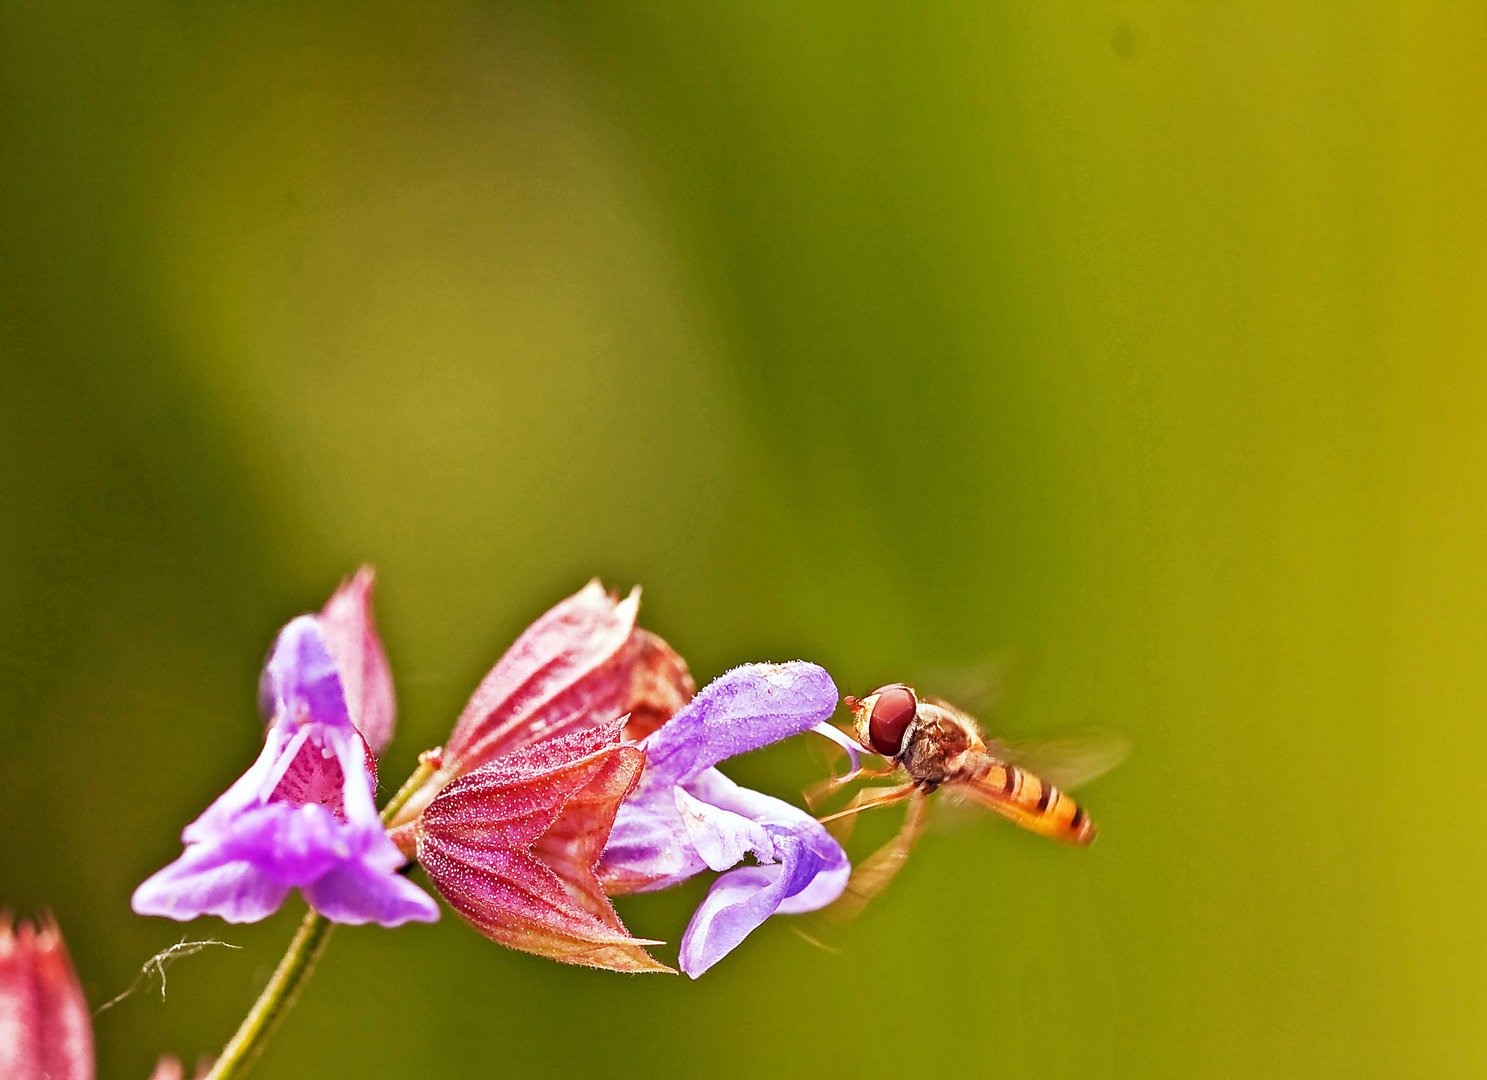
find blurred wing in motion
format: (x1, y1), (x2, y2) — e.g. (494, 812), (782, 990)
(982, 728), (1131, 791)
(913, 652), (1025, 717)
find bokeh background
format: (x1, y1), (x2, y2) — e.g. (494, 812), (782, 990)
(5, 4), (1486, 1077)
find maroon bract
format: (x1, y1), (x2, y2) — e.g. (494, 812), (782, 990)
(413, 718), (668, 972)
(317, 567), (397, 757)
(620, 629), (696, 742)
(394, 580), (694, 825)
(0, 915), (94, 1080)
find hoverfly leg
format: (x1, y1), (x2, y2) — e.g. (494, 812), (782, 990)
(803, 762), (900, 812)
(815, 781), (917, 824)
(830, 788), (931, 921)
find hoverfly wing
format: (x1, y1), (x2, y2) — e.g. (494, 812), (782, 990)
(983, 728), (1130, 791)
(912, 652), (1025, 717)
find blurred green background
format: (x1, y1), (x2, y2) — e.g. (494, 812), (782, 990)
(4, 4), (1486, 1077)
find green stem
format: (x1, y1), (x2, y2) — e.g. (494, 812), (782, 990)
(200, 759), (439, 1080)
(200, 908), (332, 1080)
(380, 759), (436, 826)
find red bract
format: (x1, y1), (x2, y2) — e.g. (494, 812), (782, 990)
(621, 629), (696, 742)
(318, 566), (396, 757)
(442, 581), (692, 777)
(0, 915), (94, 1080)
(392, 581), (695, 827)
(415, 718), (669, 972)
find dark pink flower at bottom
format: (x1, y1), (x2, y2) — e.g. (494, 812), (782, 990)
(0, 914), (94, 1080)
(148, 1057), (210, 1080)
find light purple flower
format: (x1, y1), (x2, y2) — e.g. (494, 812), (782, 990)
(133, 598), (438, 927)
(598, 662), (848, 977)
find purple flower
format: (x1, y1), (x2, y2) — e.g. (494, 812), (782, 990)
(133, 578), (439, 927)
(598, 662), (849, 977)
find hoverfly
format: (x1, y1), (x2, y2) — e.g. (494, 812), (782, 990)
(812, 683), (1127, 914)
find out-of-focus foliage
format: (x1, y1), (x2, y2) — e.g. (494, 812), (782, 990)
(4, 4), (1485, 1078)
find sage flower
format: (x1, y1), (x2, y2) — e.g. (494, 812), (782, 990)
(133, 574), (438, 926)
(599, 662), (849, 977)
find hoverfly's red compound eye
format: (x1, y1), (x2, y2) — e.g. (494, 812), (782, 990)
(866, 684), (918, 757)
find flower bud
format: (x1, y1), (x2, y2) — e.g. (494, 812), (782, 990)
(0, 914), (94, 1080)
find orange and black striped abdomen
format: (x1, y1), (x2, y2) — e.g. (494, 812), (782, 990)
(956, 756), (1098, 845)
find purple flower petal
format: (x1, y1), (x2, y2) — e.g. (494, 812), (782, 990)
(600, 780), (710, 893)
(136, 611), (437, 928)
(677, 827), (844, 978)
(600, 662), (842, 895)
(261, 617), (352, 730)
(132, 846), (291, 924)
(598, 663), (849, 975)
(224, 803), (347, 886)
(180, 721), (298, 845)
(301, 861), (440, 926)
(639, 662), (838, 790)
(673, 785), (774, 873)
(685, 769), (848, 914)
